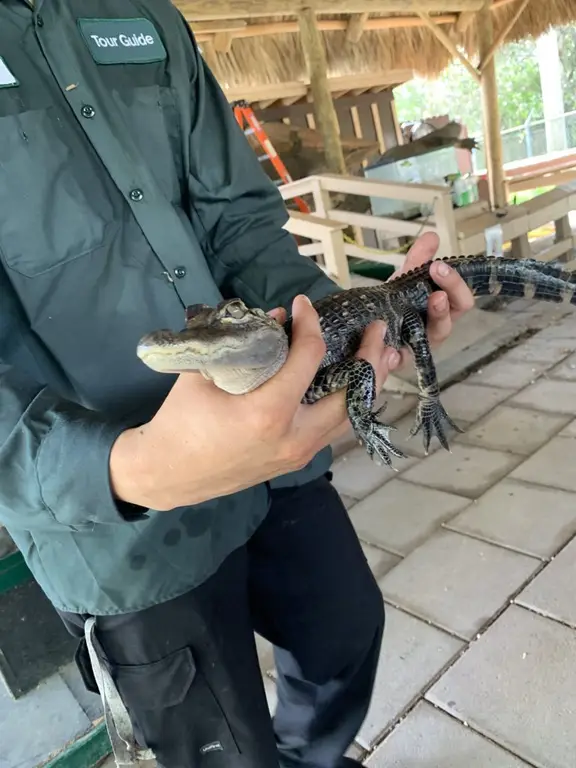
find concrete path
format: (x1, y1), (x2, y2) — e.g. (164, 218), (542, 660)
(256, 305), (576, 768)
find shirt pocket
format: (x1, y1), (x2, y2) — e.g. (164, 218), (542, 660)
(0, 106), (114, 277)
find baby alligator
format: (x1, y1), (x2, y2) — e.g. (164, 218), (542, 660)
(136, 256), (576, 466)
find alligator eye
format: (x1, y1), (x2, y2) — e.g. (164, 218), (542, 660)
(225, 301), (247, 319)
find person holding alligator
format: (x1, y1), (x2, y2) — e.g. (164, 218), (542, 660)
(0, 1), (475, 766)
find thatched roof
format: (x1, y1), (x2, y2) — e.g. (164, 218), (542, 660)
(174, 0), (576, 107)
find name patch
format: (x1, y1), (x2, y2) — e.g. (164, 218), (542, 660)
(78, 18), (167, 65)
(0, 57), (18, 88)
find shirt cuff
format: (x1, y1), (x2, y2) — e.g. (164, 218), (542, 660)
(36, 411), (149, 528)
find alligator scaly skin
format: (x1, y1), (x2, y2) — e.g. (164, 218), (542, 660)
(282, 256), (576, 465)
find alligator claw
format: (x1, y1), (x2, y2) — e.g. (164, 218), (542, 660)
(410, 397), (463, 453)
(351, 410), (407, 467)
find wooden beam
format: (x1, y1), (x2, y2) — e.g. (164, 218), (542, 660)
(282, 94), (306, 106)
(453, 9), (475, 34)
(412, 2), (480, 81)
(345, 12), (369, 43)
(179, 1), (485, 21)
(477, 1), (506, 209)
(190, 20), (247, 33)
(193, 14), (458, 40)
(199, 38), (222, 79)
(298, 7), (347, 175)
(213, 31), (234, 52)
(221, 71), (414, 104)
(479, 0), (531, 72)
(449, 9), (474, 39)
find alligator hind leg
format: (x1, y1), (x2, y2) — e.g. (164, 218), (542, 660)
(401, 308), (463, 453)
(304, 360), (407, 466)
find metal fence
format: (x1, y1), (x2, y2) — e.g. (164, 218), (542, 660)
(472, 111), (576, 171)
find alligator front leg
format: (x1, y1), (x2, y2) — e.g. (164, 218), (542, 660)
(303, 360), (407, 466)
(401, 308), (463, 453)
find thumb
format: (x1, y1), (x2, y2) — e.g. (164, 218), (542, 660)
(355, 321), (401, 390)
(258, 294), (326, 407)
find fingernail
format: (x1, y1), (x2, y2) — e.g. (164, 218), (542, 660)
(437, 262), (450, 277)
(299, 294), (312, 306)
(434, 295), (448, 312)
(387, 350), (400, 369)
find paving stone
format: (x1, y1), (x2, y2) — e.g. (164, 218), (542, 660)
(467, 359), (547, 391)
(516, 537), (576, 628)
(437, 383), (514, 425)
(456, 405), (570, 456)
(366, 700), (532, 768)
(426, 605), (576, 768)
(340, 494), (357, 510)
(534, 319), (576, 341)
(390, 413), (443, 458)
(350, 480), (470, 556)
(0, 672), (91, 768)
(511, 435), (576, 493)
(510, 378), (576, 414)
(548, 352), (576, 381)
(355, 605), (463, 750)
(501, 337), (574, 366)
(501, 298), (538, 314)
(379, 530), (538, 640)
(402, 444), (523, 499)
(346, 742), (364, 761)
(560, 419), (576, 437)
(446, 479), (576, 559)
(331, 446), (417, 501)
(59, 662), (103, 722)
(331, 396), (418, 460)
(255, 633), (275, 675)
(263, 675), (277, 715)
(361, 542), (401, 578)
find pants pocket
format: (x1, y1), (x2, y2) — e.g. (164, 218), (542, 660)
(110, 646), (241, 766)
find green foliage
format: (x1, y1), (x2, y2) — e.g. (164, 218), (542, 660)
(558, 25), (576, 113)
(394, 39), (544, 136)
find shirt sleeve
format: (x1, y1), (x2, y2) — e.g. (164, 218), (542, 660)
(178, 17), (342, 311)
(0, 366), (146, 533)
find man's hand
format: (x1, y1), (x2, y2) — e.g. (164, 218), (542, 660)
(110, 296), (400, 512)
(391, 231), (475, 367)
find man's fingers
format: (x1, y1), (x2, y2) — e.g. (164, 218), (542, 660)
(267, 307), (287, 325)
(355, 321), (401, 390)
(430, 260), (475, 318)
(258, 294), (326, 407)
(392, 231), (440, 278)
(426, 290), (453, 347)
(354, 320), (387, 366)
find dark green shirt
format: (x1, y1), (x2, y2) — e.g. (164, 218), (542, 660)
(0, 0), (338, 614)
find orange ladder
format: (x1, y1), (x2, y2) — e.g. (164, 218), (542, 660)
(232, 100), (310, 215)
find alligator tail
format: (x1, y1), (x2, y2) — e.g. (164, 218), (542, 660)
(446, 256), (576, 306)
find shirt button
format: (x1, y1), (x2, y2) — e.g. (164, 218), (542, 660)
(81, 105), (96, 119)
(174, 266), (187, 278)
(129, 189), (144, 202)
(36, 15), (44, 27)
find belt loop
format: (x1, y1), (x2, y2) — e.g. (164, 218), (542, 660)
(84, 617), (156, 767)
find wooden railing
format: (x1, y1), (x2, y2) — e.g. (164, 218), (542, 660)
(280, 173), (459, 287)
(281, 173), (576, 287)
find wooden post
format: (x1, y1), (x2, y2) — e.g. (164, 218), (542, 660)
(298, 7), (347, 176)
(476, 2), (507, 210)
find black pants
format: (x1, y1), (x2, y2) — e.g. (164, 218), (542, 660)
(59, 476), (385, 768)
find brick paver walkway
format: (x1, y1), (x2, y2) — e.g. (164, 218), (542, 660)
(101, 308), (576, 768)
